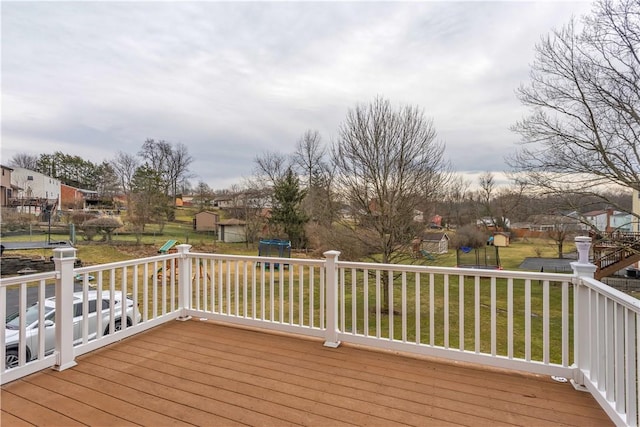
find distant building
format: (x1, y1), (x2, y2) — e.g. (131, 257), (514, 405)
(634, 189), (640, 233)
(194, 211), (219, 232)
(1, 165), (14, 207)
(9, 167), (61, 215)
(492, 232), (510, 247)
(217, 219), (247, 243)
(420, 232), (450, 254)
(582, 208), (632, 232)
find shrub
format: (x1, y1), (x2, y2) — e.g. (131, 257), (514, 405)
(449, 224), (487, 249)
(80, 217), (123, 242)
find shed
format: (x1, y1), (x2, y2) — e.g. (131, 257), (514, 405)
(492, 232), (510, 247)
(421, 232), (449, 254)
(194, 211), (219, 232)
(217, 219), (247, 243)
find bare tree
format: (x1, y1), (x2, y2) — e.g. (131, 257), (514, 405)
(472, 172), (526, 231)
(332, 97), (450, 263)
(332, 98), (450, 309)
(111, 151), (140, 196)
(440, 174), (473, 228)
(138, 139), (193, 198)
(193, 181), (215, 211)
(509, 0), (640, 218)
(239, 178), (272, 246)
(254, 151), (289, 187)
(166, 143), (194, 197)
(291, 129), (338, 225)
(292, 130), (325, 189)
(9, 153), (38, 170)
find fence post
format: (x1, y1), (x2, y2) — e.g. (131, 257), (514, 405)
(570, 236), (597, 390)
(323, 250), (341, 348)
(52, 247), (78, 371)
(176, 244), (193, 321)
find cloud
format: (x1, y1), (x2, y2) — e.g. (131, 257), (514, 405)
(1, 1), (593, 187)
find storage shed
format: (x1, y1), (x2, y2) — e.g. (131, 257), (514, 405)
(492, 232), (511, 247)
(194, 211), (219, 232)
(421, 232), (450, 254)
(217, 219), (247, 243)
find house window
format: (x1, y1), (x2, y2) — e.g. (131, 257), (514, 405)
(27, 176), (33, 181)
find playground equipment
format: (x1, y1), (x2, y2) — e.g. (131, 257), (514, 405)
(456, 245), (501, 269)
(154, 240), (210, 283)
(158, 240), (178, 254)
(257, 239), (291, 270)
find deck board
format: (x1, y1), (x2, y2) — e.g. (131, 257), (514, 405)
(1, 319), (613, 426)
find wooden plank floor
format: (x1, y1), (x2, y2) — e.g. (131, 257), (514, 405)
(1, 319), (612, 426)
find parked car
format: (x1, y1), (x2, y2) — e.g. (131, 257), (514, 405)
(5, 290), (141, 369)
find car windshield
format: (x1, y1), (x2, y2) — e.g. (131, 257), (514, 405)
(6, 303), (54, 330)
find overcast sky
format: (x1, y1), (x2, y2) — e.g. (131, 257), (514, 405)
(1, 1), (593, 190)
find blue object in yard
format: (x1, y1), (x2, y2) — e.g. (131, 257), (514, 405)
(258, 239), (291, 270)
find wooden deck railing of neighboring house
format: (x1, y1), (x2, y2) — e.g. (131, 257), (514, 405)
(1, 237), (639, 426)
(592, 231), (640, 280)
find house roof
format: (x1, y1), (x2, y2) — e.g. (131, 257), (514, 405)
(218, 218), (246, 226)
(582, 210), (607, 217)
(422, 232), (448, 241)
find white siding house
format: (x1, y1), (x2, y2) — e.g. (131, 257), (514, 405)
(582, 209), (633, 232)
(10, 167), (61, 214)
(633, 189), (640, 233)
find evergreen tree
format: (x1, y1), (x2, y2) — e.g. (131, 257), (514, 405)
(270, 167), (308, 248)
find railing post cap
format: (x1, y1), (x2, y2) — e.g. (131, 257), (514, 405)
(52, 247), (77, 259)
(176, 244), (192, 254)
(574, 236), (592, 243)
(323, 250), (341, 258)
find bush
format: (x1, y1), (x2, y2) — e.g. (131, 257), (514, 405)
(80, 217), (123, 242)
(449, 224), (487, 249)
(0, 209), (38, 231)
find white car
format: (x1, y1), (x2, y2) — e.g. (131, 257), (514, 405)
(5, 290), (142, 369)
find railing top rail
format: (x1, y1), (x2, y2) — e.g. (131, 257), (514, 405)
(335, 260), (572, 282)
(579, 276), (640, 312)
(188, 252), (326, 267)
(0, 271), (57, 287)
(74, 252), (179, 273)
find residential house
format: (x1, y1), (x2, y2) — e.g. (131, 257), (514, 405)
(511, 214), (584, 238)
(632, 189), (639, 231)
(10, 167), (61, 215)
(213, 196), (234, 209)
(582, 208), (632, 232)
(476, 216), (511, 230)
(1, 165), (14, 207)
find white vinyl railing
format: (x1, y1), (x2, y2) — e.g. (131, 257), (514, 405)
(331, 259), (573, 376)
(1, 238), (638, 426)
(183, 253), (327, 339)
(574, 275), (640, 426)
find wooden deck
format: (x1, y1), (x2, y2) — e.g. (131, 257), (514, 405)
(1, 319), (612, 426)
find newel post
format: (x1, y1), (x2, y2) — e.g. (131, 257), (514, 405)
(176, 244), (193, 321)
(53, 247), (78, 371)
(323, 250), (341, 348)
(570, 236), (597, 390)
